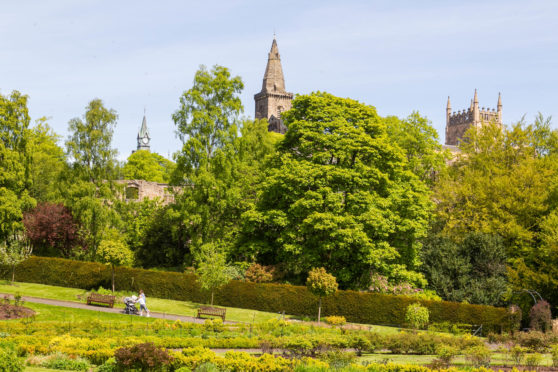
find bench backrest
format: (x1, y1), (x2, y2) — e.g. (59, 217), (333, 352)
(89, 293), (115, 301)
(199, 306), (226, 315)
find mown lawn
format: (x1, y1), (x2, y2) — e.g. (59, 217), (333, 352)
(0, 281), (401, 332)
(0, 281), (287, 323)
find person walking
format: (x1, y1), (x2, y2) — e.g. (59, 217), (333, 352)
(138, 289), (150, 317)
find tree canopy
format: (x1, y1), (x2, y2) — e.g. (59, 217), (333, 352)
(240, 92), (432, 288)
(123, 150), (175, 183)
(66, 99), (118, 183)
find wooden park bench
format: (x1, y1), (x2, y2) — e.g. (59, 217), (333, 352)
(86, 293), (116, 308)
(197, 306), (226, 321)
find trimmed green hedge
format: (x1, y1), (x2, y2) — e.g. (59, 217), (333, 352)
(4, 256), (508, 330)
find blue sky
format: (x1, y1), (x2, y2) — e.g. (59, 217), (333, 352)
(2, 0), (557, 160)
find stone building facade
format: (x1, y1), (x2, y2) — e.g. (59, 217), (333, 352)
(118, 180), (175, 204)
(445, 90), (502, 146)
(254, 38), (293, 134)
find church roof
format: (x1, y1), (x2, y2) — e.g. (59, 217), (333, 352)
(261, 38), (287, 94)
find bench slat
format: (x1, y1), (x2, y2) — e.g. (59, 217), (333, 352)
(87, 293), (116, 308)
(197, 306), (226, 321)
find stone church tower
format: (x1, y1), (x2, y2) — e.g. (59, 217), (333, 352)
(254, 38), (293, 134)
(445, 90), (502, 146)
(136, 114), (150, 151)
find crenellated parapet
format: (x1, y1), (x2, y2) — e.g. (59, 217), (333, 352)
(445, 90), (502, 146)
(448, 108), (474, 126)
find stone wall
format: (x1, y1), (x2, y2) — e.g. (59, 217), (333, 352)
(117, 180), (175, 204)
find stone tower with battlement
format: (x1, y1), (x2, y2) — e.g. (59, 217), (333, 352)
(445, 90), (502, 146)
(137, 114), (150, 151)
(254, 38), (293, 134)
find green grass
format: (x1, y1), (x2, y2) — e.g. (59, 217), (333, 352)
(0, 281), (405, 330)
(0, 281), (286, 324)
(25, 368), (62, 372)
(0, 280), (285, 323)
(0, 281), (407, 332)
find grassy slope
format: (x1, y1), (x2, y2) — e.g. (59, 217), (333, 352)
(0, 281), (398, 333)
(0, 281), (284, 323)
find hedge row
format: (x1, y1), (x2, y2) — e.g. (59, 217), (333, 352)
(4, 256), (508, 329)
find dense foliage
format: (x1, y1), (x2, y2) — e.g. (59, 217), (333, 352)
(23, 202), (80, 257)
(421, 232), (507, 305)
(241, 93), (432, 288)
(432, 117), (558, 307)
(123, 150), (175, 183)
(2, 64), (556, 311)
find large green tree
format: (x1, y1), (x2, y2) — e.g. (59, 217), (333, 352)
(385, 112), (448, 186)
(123, 150), (175, 183)
(63, 99), (122, 259)
(28, 119), (67, 202)
(66, 99), (118, 183)
(433, 115), (558, 306)
(172, 65), (276, 259)
(172, 64), (243, 178)
(421, 232), (507, 305)
(240, 92), (432, 288)
(0, 91), (36, 247)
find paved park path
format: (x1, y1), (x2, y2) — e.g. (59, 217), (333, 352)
(0, 292), (237, 325)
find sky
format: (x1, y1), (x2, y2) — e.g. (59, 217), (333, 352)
(2, 0), (557, 160)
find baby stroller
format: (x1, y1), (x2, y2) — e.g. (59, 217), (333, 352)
(124, 295), (139, 315)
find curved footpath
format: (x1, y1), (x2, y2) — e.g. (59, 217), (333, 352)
(0, 293), (236, 325)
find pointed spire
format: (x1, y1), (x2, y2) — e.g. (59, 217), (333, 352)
(446, 96), (451, 110)
(139, 115), (149, 138)
(497, 92), (502, 110)
(261, 37), (286, 93)
(474, 89), (478, 104)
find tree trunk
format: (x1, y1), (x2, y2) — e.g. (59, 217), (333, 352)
(318, 297), (322, 323)
(11, 265), (15, 283)
(111, 264), (115, 293)
(211, 291), (214, 306)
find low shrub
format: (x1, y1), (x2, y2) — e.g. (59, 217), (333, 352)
(325, 316), (346, 326)
(96, 357), (117, 372)
(0, 345), (24, 372)
(319, 349), (356, 369)
(510, 345), (527, 365)
(203, 319), (224, 333)
(464, 345), (491, 367)
(405, 303), (429, 330)
(349, 334), (372, 356)
(552, 344), (558, 367)
(41, 352), (90, 371)
(114, 342), (173, 371)
(434, 344), (459, 367)
(525, 353), (543, 367)
(193, 363), (219, 372)
(514, 330), (552, 352)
